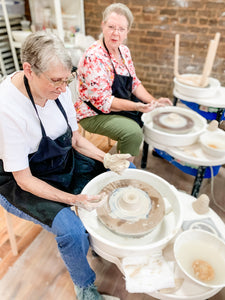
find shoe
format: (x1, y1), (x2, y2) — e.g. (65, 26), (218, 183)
(75, 283), (102, 300)
(74, 284), (120, 300)
(102, 296), (120, 300)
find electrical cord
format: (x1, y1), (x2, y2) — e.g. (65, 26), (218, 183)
(210, 165), (225, 213)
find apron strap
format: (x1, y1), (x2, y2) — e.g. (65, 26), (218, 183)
(55, 98), (69, 123)
(24, 75), (46, 136)
(102, 38), (131, 76)
(23, 75), (70, 135)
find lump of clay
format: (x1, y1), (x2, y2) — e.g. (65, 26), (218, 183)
(207, 120), (218, 131)
(192, 259), (214, 281)
(165, 113), (184, 126)
(192, 194), (210, 214)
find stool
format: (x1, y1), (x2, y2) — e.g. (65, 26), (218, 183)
(0, 200), (18, 256)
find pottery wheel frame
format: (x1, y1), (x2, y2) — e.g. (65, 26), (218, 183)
(96, 179), (165, 237)
(153, 112), (194, 134)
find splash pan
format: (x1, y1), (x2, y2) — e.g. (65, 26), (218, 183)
(96, 179), (165, 237)
(152, 111), (194, 134)
(174, 75), (221, 98)
(78, 169), (183, 258)
(142, 106), (207, 147)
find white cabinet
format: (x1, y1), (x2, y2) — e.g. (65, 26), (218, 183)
(28, 0), (85, 47)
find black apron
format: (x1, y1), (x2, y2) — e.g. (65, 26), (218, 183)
(0, 76), (105, 226)
(85, 39), (143, 128)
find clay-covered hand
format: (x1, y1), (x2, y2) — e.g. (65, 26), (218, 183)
(136, 97), (172, 113)
(154, 97), (172, 107)
(103, 153), (131, 174)
(71, 193), (108, 212)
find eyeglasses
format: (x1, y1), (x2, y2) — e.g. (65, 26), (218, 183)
(106, 25), (127, 34)
(41, 71), (76, 88)
(33, 65), (77, 88)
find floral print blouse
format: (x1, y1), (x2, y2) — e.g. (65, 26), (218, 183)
(74, 41), (141, 121)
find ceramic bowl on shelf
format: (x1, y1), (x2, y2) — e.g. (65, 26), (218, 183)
(174, 229), (225, 289)
(199, 130), (225, 157)
(11, 30), (31, 44)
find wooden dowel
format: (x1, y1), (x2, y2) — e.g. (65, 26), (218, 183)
(174, 34), (180, 77)
(4, 210), (18, 256)
(199, 32), (221, 87)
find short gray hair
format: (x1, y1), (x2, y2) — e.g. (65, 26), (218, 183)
(102, 3), (134, 31)
(20, 31), (72, 74)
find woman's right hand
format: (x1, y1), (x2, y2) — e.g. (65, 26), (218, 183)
(136, 102), (157, 113)
(70, 192), (108, 211)
(136, 97), (172, 113)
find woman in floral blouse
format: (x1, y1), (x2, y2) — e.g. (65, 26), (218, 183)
(75, 3), (172, 162)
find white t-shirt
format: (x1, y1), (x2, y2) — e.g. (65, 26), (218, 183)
(0, 74), (78, 172)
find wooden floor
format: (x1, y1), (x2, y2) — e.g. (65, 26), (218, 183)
(0, 128), (225, 300)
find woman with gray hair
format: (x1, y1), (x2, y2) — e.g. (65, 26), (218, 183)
(0, 31), (130, 300)
(75, 3), (172, 162)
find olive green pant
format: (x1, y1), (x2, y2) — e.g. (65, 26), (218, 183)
(79, 115), (143, 156)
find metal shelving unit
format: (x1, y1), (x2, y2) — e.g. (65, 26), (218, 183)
(28, 0), (85, 46)
(0, 0), (25, 76)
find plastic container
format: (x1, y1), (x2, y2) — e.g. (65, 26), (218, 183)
(174, 229), (225, 289)
(199, 130), (225, 157)
(0, 1), (25, 16)
(11, 30), (31, 43)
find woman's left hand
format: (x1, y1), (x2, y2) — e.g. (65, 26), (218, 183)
(103, 153), (131, 174)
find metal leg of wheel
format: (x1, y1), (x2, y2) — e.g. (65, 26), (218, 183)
(141, 141), (149, 169)
(191, 166), (206, 198)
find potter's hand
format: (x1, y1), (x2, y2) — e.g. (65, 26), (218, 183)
(71, 193), (107, 212)
(136, 97), (172, 113)
(103, 153), (131, 174)
(154, 97), (172, 108)
(136, 102), (156, 113)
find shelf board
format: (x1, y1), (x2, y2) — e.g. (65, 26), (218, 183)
(12, 41), (22, 48)
(62, 14), (77, 19)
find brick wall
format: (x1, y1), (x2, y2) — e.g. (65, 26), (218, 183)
(84, 0), (225, 99)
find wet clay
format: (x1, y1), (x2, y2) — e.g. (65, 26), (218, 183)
(96, 179), (165, 237)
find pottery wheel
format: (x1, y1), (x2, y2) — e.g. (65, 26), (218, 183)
(96, 179), (165, 237)
(153, 112), (194, 134)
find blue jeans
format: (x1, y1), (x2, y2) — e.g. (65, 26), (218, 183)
(0, 194), (95, 288)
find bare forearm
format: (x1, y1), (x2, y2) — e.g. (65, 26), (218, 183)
(13, 170), (74, 204)
(133, 84), (156, 103)
(110, 84), (172, 112)
(13, 168), (106, 208)
(72, 131), (105, 162)
(110, 97), (137, 111)
(110, 84), (156, 112)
